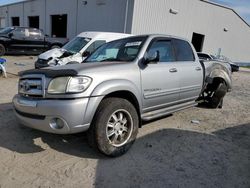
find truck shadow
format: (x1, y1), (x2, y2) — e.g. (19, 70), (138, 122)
(0, 105), (249, 187)
(94, 124), (250, 188)
(0, 104), (99, 158)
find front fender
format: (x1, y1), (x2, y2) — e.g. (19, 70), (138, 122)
(91, 79), (142, 107)
(82, 79), (142, 126)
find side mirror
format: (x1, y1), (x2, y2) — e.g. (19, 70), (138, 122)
(82, 51), (91, 58)
(8, 33), (13, 38)
(144, 50), (160, 65)
(45, 34), (49, 37)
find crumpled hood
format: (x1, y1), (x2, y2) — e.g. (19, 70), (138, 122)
(39, 48), (66, 60)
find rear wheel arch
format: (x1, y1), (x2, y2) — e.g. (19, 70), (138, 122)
(0, 43), (6, 56)
(203, 77), (228, 108)
(50, 43), (62, 49)
(207, 77), (228, 91)
(208, 68), (232, 91)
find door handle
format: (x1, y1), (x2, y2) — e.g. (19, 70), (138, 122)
(169, 68), (177, 73)
(195, 67), (202, 71)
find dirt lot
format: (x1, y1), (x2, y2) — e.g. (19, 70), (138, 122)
(0, 56), (249, 188)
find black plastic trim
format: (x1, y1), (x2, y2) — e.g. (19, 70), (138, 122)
(19, 69), (78, 78)
(15, 109), (46, 120)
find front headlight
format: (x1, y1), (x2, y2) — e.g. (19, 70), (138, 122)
(48, 76), (92, 94)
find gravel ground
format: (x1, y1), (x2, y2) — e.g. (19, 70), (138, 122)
(0, 56), (249, 188)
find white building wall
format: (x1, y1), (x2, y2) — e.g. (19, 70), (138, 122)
(45, 0), (77, 39)
(76, 0), (128, 34)
(0, 6), (8, 27)
(0, 0), (129, 39)
(6, 3), (24, 26)
(23, 0), (45, 31)
(131, 0), (250, 62)
(0, 0), (79, 38)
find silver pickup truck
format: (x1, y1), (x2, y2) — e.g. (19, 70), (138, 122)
(13, 35), (232, 157)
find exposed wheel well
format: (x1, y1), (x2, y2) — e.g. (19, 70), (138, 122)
(50, 43), (62, 49)
(206, 77), (227, 92)
(103, 91), (142, 127)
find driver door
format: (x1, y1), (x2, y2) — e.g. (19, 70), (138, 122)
(140, 38), (181, 112)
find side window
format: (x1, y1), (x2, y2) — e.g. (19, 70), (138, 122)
(86, 40), (106, 54)
(12, 28), (28, 38)
(173, 39), (195, 61)
(28, 28), (42, 38)
(147, 40), (175, 62)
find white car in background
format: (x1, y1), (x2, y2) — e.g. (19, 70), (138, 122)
(35, 32), (131, 68)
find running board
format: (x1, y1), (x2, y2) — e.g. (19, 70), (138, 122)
(141, 101), (197, 121)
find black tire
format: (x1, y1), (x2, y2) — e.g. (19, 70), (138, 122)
(0, 44), (6, 56)
(87, 97), (139, 157)
(50, 45), (60, 49)
(210, 82), (227, 108)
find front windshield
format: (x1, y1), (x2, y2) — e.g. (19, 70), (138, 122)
(85, 36), (147, 63)
(0, 27), (14, 34)
(62, 37), (91, 54)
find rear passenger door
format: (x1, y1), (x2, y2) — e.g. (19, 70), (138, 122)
(172, 39), (203, 102)
(26, 28), (45, 53)
(140, 38), (181, 112)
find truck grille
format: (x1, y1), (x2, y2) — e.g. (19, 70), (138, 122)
(19, 75), (45, 98)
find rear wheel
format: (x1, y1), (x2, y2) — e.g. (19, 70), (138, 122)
(209, 82), (227, 108)
(88, 97), (139, 157)
(50, 45), (60, 49)
(0, 44), (6, 56)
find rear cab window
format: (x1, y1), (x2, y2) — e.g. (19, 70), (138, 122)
(28, 28), (43, 39)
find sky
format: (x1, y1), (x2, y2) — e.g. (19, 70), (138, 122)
(0, 0), (24, 6)
(210, 0), (250, 24)
(0, 0), (249, 24)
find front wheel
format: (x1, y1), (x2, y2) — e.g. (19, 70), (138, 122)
(88, 97), (139, 157)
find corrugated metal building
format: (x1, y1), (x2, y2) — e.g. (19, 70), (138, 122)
(0, 0), (249, 62)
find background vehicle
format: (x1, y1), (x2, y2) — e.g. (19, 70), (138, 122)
(35, 32), (132, 69)
(13, 35), (232, 157)
(197, 52), (239, 72)
(0, 27), (68, 56)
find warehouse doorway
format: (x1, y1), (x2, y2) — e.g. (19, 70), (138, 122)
(192, 32), (205, 52)
(28, 16), (39, 29)
(51, 14), (67, 38)
(12, 17), (20, 26)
